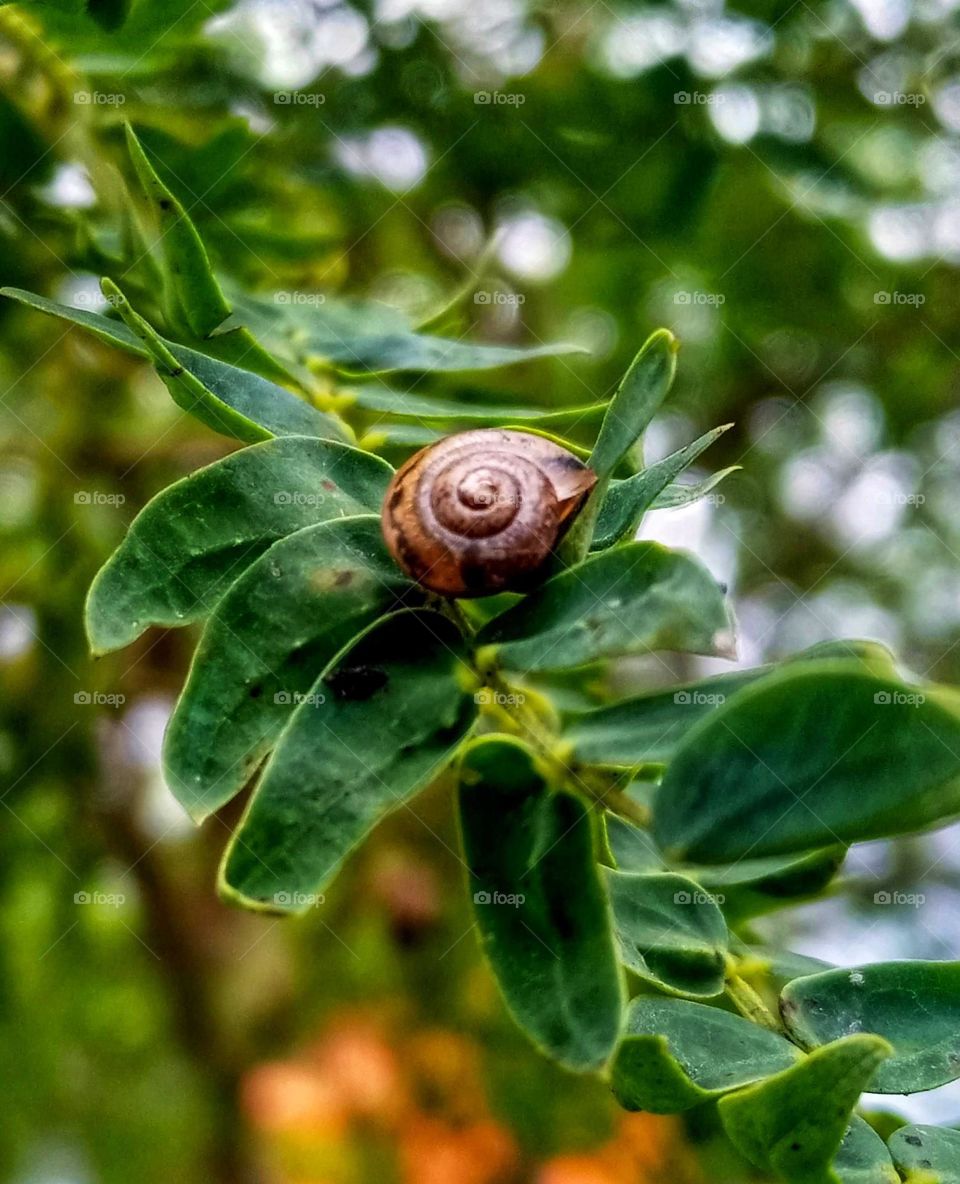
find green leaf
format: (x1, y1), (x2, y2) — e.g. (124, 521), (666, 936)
(832, 1118), (899, 1184)
(1, 288), (344, 444)
(228, 290), (586, 377)
(589, 329), (678, 481)
(458, 735), (623, 1071)
(85, 437), (392, 655)
(563, 640), (897, 768)
(347, 385), (607, 430)
(604, 870), (728, 997)
(653, 662), (960, 864)
(123, 123), (232, 337)
(163, 516), (417, 823)
(477, 542), (734, 673)
(592, 424), (732, 550)
(652, 466), (740, 509)
(693, 847), (846, 923)
(781, 961), (960, 1094)
(718, 1035), (892, 1184)
(221, 609), (477, 911)
(610, 996), (800, 1113)
(889, 1125), (960, 1183)
(603, 813), (664, 872)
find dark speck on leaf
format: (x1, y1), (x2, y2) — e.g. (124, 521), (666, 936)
(159, 199), (172, 210)
(334, 570), (353, 587)
(325, 664), (388, 701)
(321, 479), (336, 491)
(905, 1135), (922, 1146)
(248, 683), (263, 699)
(169, 367), (184, 377)
(789, 1143), (801, 1152)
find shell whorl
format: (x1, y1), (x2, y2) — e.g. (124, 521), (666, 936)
(381, 428), (596, 597)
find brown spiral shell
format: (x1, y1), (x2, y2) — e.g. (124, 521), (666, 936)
(380, 428), (597, 597)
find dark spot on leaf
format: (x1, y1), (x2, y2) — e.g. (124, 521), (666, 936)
(248, 683), (263, 699)
(325, 664), (388, 701)
(169, 367), (184, 377)
(334, 570), (353, 587)
(159, 198), (172, 210)
(321, 479), (337, 491)
(921, 1159), (932, 1169)
(789, 1143), (801, 1152)
(905, 1136), (923, 1147)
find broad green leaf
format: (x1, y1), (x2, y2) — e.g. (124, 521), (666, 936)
(103, 280), (348, 444)
(604, 870), (728, 997)
(228, 290), (586, 377)
(604, 813), (664, 872)
(477, 542), (734, 673)
(833, 1118), (899, 1184)
(718, 1035), (892, 1184)
(652, 466), (740, 510)
(459, 735), (623, 1071)
(1, 288), (343, 444)
(781, 961), (960, 1094)
(123, 123), (232, 337)
(733, 941), (834, 986)
(563, 640), (897, 767)
(221, 609), (476, 911)
(163, 516), (417, 823)
(889, 1125), (960, 1183)
(693, 847), (846, 923)
(610, 995), (800, 1113)
(589, 330), (678, 480)
(85, 437), (392, 654)
(653, 662), (960, 864)
(592, 424), (732, 549)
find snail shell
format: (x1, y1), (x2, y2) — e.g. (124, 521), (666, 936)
(381, 428), (597, 597)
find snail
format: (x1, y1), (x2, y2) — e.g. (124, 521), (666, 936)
(381, 428), (597, 597)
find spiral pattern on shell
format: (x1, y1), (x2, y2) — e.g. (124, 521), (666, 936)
(381, 428), (597, 597)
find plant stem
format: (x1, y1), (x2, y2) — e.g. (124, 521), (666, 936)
(725, 973), (781, 1032)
